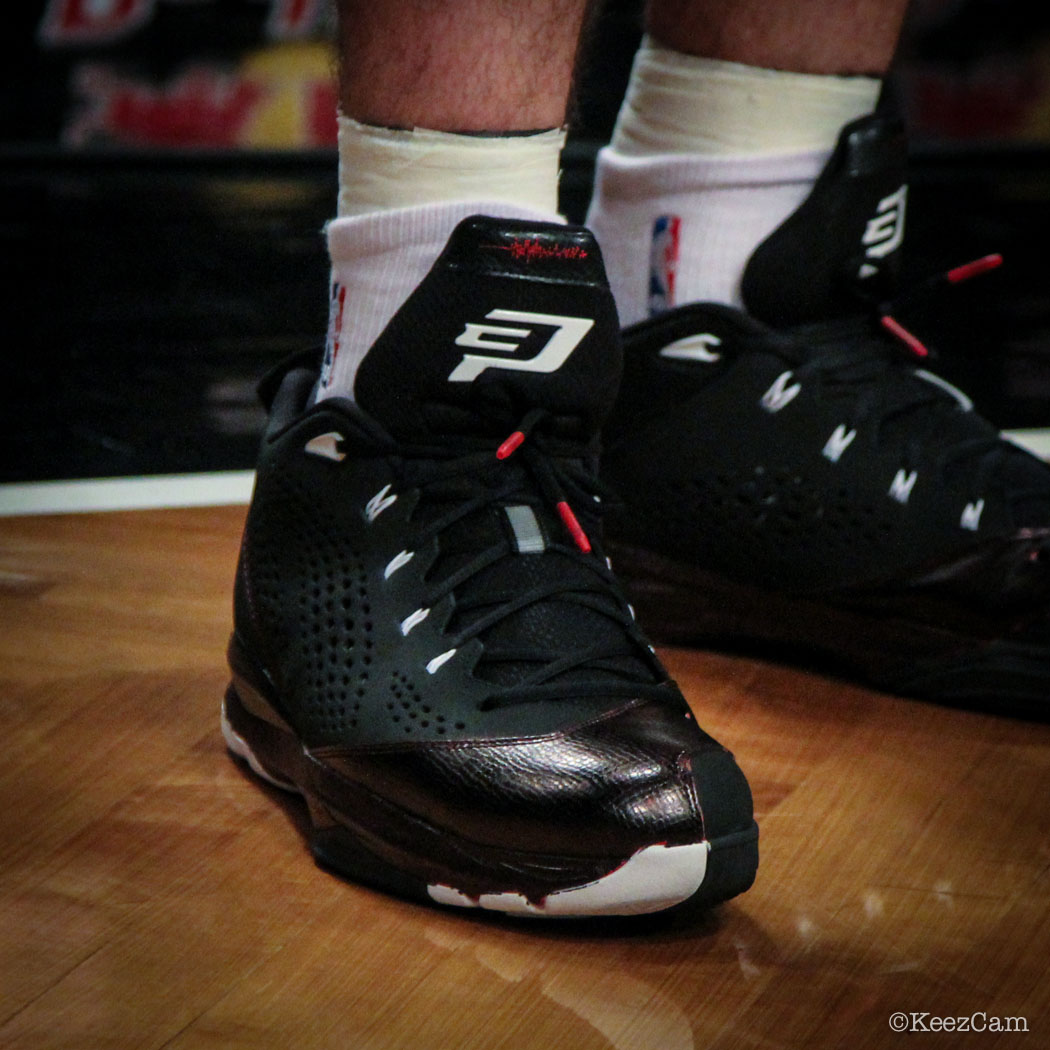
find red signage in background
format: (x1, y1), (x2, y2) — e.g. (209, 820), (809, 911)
(40, 0), (326, 45)
(36, 0), (337, 149)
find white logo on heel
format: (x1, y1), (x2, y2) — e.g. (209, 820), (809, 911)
(859, 184), (908, 278)
(449, 310), (593, 382)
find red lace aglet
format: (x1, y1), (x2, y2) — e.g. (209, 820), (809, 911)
(946, 253), (1003, 284)
(880, 314), (930, 358)
(496, 430), (525, 459)
(556, 500), (591, 553)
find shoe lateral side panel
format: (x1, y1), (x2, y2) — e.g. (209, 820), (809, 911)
(231, 401), (405, 745)
(232, 365), (323, 683)
(233, 402), (663, 749)
(605, 336), (1031, 595)
(609, 305), (776, 444)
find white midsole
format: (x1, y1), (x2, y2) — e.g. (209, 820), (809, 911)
(428, 841), (710, 918)
(221, 699), (299, 792)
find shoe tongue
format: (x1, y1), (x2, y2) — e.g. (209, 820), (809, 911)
(742, 111), (909, 327)
(355, 216), (622, 445)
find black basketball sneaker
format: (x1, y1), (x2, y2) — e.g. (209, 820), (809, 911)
(601, 113), (1050, 710)
(223, 216), (758, 917)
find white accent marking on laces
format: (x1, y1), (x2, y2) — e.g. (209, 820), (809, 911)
(365, 484), (397, 522)
(822, 424), (857, 463)
(760, 371), (801, 413)
(449, 310), (594, 382)
(426, 648), (457, 674)
(384, 549), (414, 579)
(304, 431), (346, 462)
(427, 841), (710, 917)
(658, 333), (722, 363)
(961, 499), (985, 531)
(888, 469), (918, 504)
(913, 368), (973, 412)
(504, 504), (546, 553)
(400, 607), (430, 636)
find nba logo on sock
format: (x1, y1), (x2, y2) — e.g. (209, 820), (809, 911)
(649, 215), (680, 316)
(321, 281), (346, 388)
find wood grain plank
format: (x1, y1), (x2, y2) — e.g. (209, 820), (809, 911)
(2, 507), (1048, 1050)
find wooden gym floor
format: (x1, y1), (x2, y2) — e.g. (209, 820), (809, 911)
(1, 502), (1049, 1049)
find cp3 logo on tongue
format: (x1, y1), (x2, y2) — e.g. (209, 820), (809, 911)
(448, 309), (594, 382)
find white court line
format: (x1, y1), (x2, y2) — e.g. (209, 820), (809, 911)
(0, 471), (255, 517)
(1004, 429), (1050, 462)
(0, 428), (1047, 518)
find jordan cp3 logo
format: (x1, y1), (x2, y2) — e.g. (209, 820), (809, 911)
(449, 309), (594, 382)
(858, 184), (907, 279)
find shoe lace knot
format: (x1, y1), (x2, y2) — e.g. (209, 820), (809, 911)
(875, 252), (1003, 362)
(392, 410), (665, 707)
(783, 250), (1050, 524)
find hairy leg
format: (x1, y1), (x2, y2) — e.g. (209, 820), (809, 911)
(337, 0), (594, 131)
(321, 1), (594, 400)
(587, 0), (914, 321)
(648, 0), (912, 76)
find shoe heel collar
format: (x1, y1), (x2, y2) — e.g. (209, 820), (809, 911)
(257, 347), (323, 411)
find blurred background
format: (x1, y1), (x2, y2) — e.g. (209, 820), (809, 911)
(3, 0), (1050, 484)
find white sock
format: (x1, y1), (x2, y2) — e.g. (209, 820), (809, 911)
(586, 38), (881, 324)
(317, 117), (565, 401)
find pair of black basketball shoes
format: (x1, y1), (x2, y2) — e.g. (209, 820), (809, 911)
(223, 114), (1050, 918)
